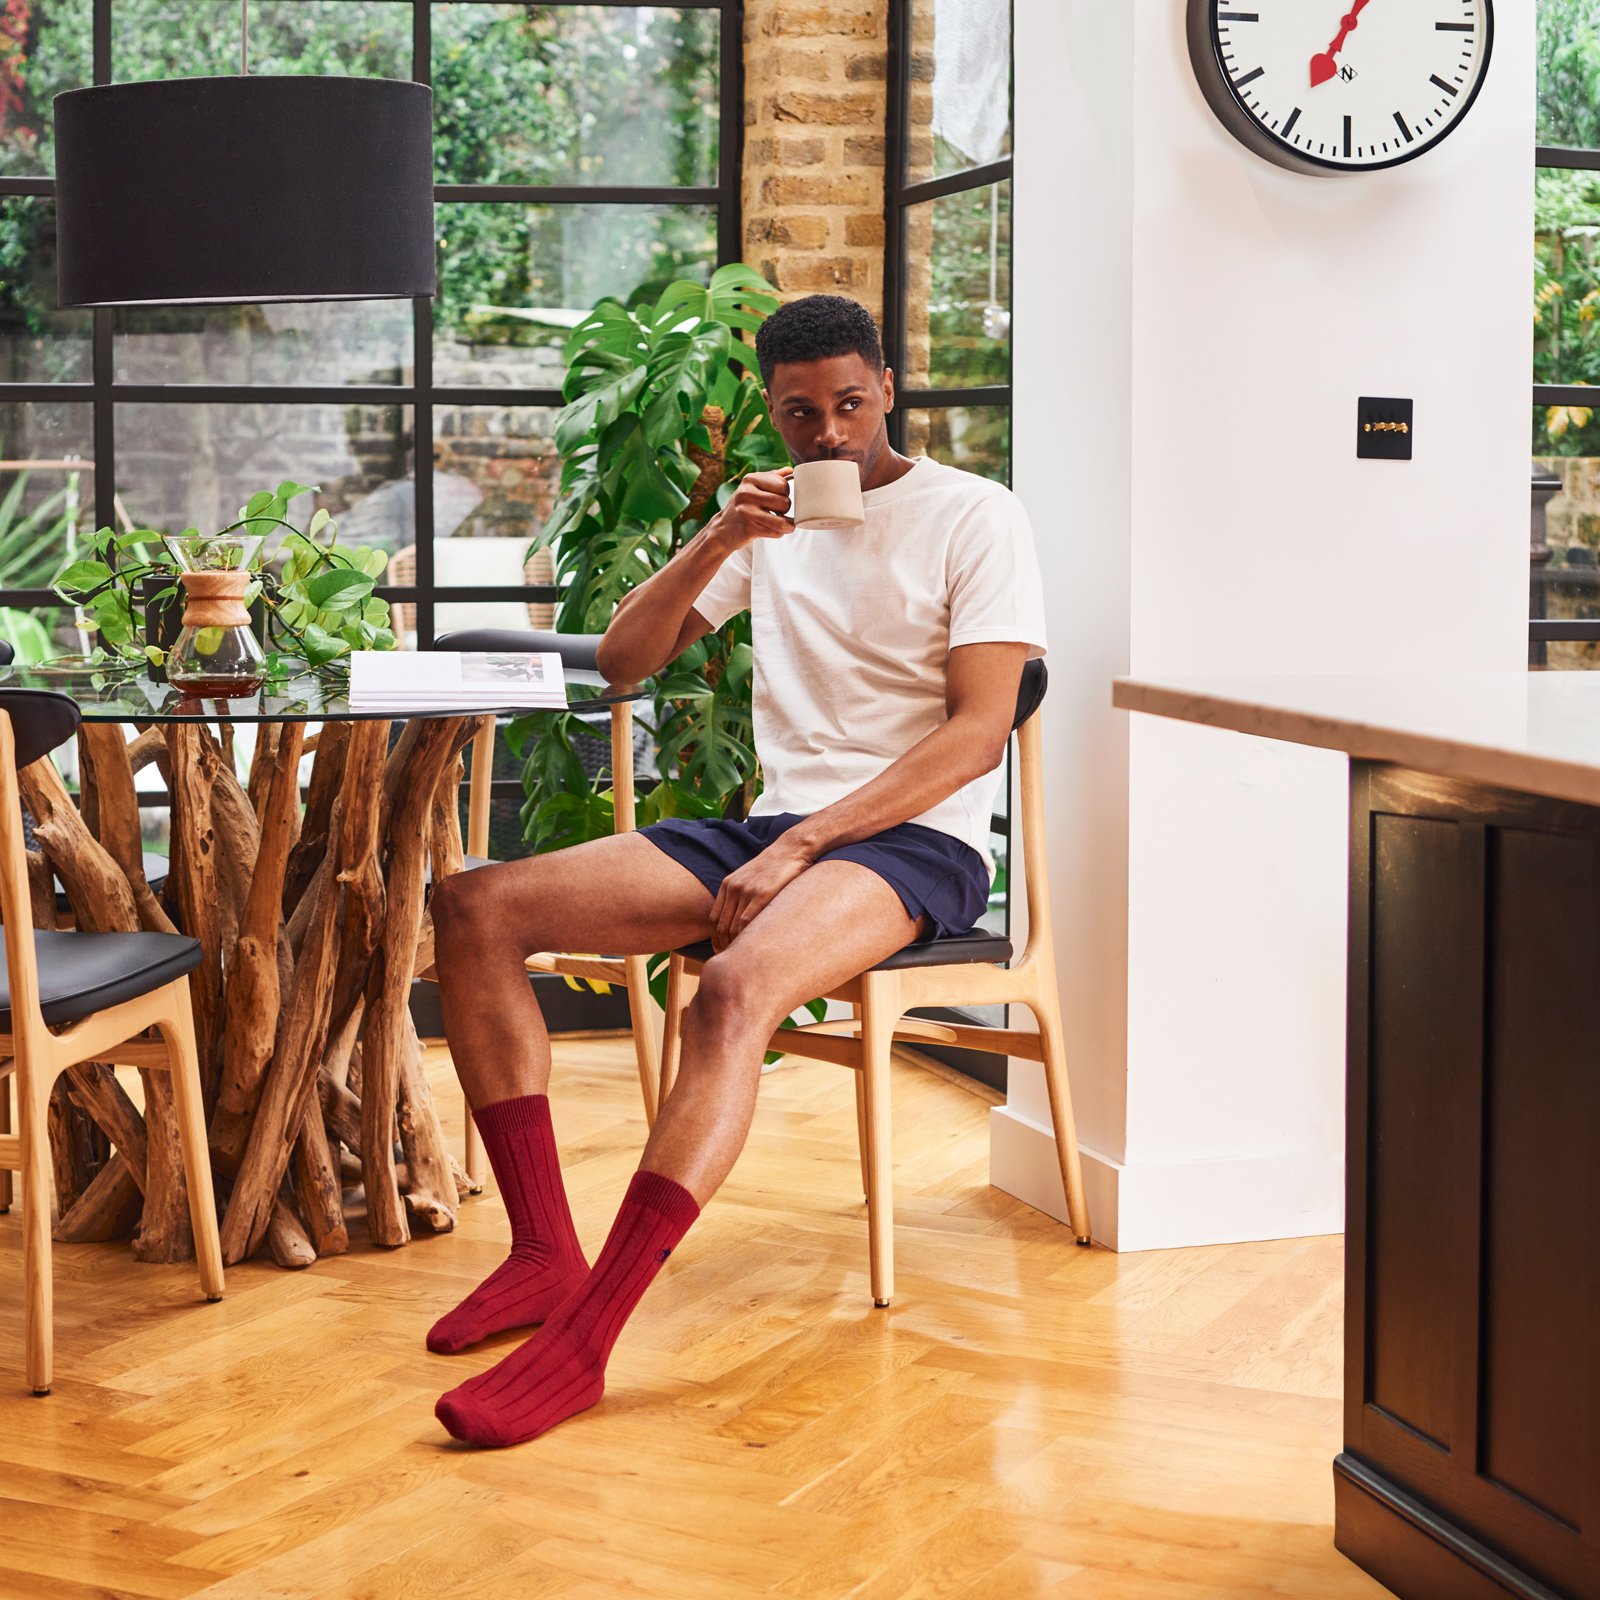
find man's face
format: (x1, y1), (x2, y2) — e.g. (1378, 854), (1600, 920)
(764, 352), (895, 486)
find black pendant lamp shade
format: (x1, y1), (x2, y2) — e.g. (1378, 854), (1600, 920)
(53, 76), (435, 307)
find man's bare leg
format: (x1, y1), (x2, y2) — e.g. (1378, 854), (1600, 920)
(425, 834), (715, 1353)
(637, 860), (923, 1203)
(430, 831), (716, 1109)
(436, 861), (922, 1446)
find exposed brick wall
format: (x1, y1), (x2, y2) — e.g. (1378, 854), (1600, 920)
(742, 0), (891, 323)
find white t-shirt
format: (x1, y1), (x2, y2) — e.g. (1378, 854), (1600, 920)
(691, 455), (1047, 865)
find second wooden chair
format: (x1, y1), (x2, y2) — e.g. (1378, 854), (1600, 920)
(0, 689), (223, 1394)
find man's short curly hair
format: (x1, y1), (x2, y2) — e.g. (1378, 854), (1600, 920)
(755, 294), (885, 389)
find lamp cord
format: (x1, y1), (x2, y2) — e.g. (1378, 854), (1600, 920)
(240, 0), (248, 74)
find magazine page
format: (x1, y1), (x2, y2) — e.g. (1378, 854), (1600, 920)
(348, 650), (567, 709)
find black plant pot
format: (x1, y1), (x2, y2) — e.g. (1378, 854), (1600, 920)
(140, 572), (184, 662)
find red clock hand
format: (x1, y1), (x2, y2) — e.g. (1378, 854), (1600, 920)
(1310, 0), (1372, 88)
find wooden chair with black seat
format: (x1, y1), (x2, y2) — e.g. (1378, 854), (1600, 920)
(421, 627), (661, 1185)
(656, 658), (1090, 1306)
(0, 688), (223, 1393)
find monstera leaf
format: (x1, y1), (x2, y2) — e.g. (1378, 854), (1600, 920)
(523, 788), (618, 855)
(554, 518), (673, 633)
(648, 262), (781, 338)
(561, 300), (651, 384)
(555, 360), (649, 457)
(653, 640), (757, 806)
(641, 323), (733, 447)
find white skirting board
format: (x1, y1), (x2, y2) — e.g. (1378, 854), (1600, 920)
(988, 1104), (1344, 1253)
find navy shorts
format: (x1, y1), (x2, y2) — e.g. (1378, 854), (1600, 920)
(637, 812), (991, 940)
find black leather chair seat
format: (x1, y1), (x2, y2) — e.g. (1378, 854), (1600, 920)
(2, 928), (202, 1029)
(54, 851), (171, 915)
(676, 928), (1013, 973)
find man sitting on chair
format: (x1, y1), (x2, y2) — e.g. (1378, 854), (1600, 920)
(429, 292), (1047, 1447)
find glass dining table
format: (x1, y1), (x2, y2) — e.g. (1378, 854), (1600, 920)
(16, 658), (645, 1269)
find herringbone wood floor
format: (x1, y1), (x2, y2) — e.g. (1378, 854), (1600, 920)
(0, 1038), (1386, 1600)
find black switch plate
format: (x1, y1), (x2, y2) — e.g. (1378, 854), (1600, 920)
(1357, 396), (1413, 460)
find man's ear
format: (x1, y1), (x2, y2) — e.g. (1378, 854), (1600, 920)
(882, 366), (895, 414)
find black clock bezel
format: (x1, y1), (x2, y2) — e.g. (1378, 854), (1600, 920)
(1185, 0), (1495, 177)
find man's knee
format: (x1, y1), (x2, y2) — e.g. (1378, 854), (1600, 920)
(432, 863), (535, 954)
(693, 953), (781, 1036)
(430, 868), (484, 944)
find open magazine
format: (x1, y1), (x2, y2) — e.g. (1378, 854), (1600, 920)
(348, 650), (567, 711)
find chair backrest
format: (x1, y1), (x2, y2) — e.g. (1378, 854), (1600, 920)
(1008, 658), (1053, 963)
(1012, 657), (1046, 732)
(435, 626), (603, 673)
(0, 689), (79, 770)
(0, 689), (83, 1032)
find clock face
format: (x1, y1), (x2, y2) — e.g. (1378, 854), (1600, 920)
(1189, 0), (1494, 175)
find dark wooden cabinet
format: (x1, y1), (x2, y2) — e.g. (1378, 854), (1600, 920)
(1337, 763), (1600, 1600)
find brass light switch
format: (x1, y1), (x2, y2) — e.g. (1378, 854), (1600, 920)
(1357, 397), (1413, 460)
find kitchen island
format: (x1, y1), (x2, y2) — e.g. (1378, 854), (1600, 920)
(1115, 673), (1599, 1600)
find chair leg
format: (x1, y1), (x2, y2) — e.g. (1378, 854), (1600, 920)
(19, 1062), (53, 1394)
(156, 983), (225, 1301)
(624, 953), (662, 1127)
(659, 955), (695, 1111)
(852, 1070), (868, 1207)
(1032, 990), (1092, 1245)
(845, 1003), (867, 1204)
(464, 1100), (485, 1188)
(859, 972), (898, 1308)
(0, 1067), (12, 1213)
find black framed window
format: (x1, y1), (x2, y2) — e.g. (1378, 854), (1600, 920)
(0, 0), (743, 662)
(885, 0), (1014, 1037)
(1532, 0), (1600, 666)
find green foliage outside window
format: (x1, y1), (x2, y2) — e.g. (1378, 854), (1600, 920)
(1534, 169), (1600, 457)
(0, 466), (79, 659)
(1539, 0), (1600, 149)
(1536, 1), (1600, 455)
(918, 181), (1011, 482)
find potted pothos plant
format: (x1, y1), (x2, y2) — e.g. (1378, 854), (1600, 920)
(51, 481), (396, 675)
(509, 262), (788, 851)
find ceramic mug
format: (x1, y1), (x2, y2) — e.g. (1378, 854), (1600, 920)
(789, 459), (866, 529)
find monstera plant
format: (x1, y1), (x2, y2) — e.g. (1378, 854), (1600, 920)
(509, 262), (788, 852)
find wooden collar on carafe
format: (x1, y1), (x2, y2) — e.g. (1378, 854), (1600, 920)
(179, 569), (252, 629)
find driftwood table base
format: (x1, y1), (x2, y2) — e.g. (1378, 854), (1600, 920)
(26, 713), (484, 1267)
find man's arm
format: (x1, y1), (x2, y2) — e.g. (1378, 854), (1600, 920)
(707, 641), (1027, 949)
(594, 469), (794, 683)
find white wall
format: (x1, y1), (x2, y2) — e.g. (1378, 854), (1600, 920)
(998, 0), (1532, 1249)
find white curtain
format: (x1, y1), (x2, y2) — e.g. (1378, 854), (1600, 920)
(931, 0), (1010, 167)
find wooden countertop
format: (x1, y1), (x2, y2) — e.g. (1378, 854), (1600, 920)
(1112, 672), (1600, 808)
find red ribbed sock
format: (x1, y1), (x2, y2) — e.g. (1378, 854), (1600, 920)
(435, 1168), (700, 1447)
(426, 1095), (588, 1355)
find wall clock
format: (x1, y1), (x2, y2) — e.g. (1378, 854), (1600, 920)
(1186, 0), (1493, 175)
